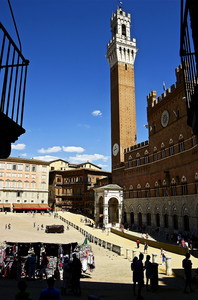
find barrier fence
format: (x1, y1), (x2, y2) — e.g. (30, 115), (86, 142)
(59, 215), (123, 256)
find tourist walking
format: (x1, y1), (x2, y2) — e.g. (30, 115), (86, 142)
(182, 253), (193, 293)
(136, 239), (140, 249)
(144, 242), (148, 254)
(161, 248), (166, 264)
(131, 256), (138, 296)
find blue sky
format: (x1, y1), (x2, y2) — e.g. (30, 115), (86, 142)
(1, 0), (181, 171)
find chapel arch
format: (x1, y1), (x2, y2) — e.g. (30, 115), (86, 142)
(108, 197), (119, 224)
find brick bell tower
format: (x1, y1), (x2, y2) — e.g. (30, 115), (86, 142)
(107, 6), (137, 170)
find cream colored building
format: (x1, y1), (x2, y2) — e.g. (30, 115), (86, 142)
(50, 159), (102, 171)
(0, 157), (50, 211)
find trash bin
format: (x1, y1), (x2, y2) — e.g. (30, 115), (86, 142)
(150, 262), (158, 290)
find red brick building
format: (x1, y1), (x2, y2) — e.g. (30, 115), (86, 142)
(112, 65), (198, 237)
(105, 6), (198, 238)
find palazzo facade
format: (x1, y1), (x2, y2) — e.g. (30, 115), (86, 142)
(101, 6), (198, 237)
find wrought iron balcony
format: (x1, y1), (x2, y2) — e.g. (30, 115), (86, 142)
(0, 22), (29, 158)
(180, 0), (198, 135)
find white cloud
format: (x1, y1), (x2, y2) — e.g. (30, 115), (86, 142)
(21, 153), (27, 157)
(69, 153), (109, 164)
(33, 155), (60, 162)
(62, 146), (85, 153)
(98, 164), (108, 169)
(38, 146), (85, 154)
(92, 110), (102, 117)
(38, 146), (62, 154)
(11, 143), (26, 150)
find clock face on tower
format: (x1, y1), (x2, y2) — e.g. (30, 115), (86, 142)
(161, 110), (169, 127)
(112, 143), (119, 156)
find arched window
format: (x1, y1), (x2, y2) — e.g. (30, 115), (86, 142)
(156, 213), (160, 227)
(130, 212), (134, 225)
(164, 214), (169, 228)
(122, 24), (126, 36)
(181, 176), (188, 195)
(173, 214), (178, 229)
(138, 212), (142, 227)
(147, 213), (151, 226)
(183, 215), (189, 231)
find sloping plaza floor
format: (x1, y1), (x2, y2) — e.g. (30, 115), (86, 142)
(0, 211), (198, 300)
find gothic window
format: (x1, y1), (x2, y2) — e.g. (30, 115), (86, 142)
(183, 215), (189, 231)
(145, 188), (150, 197)
(173, 214), (178, 230)
(181, 183), (188, 195)
(122, 24), (126, 36)
(153, 152), (158, 161)
(137, 189), (142, 198)
(144, 154), (149, 164)
(129, 190), (133, 198)
(171, 184), (177, 196)
(136, 158), (140, 166)
(128, 160), (132, 168)
(169, 145), (175, 155)
(179, 141), (185, 152)
(147, 213), (151, 226)
(138, 212), (142, 226)
(130, 212), (134, 225)
(163, 187), (169, 196)
(156, 213), (160, 227)
(154, 187), (159, 197)
(161, 149), (166, 158)
(164, 214), (169, 228)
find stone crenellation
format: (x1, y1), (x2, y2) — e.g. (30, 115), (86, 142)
(147, 65), (183, 108)
(124, 140), (149, 153)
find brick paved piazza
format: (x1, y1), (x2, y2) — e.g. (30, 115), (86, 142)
(0, 212), (198, 299)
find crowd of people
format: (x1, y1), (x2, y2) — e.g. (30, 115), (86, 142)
(131, 251), (196, 300)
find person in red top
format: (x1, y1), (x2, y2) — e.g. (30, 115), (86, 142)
(136, 239), (140, 249)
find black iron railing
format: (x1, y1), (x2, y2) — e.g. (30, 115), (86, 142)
(0, 22), (29, 158)
(180, 0), (198, 134)
(0, 22), (29, 127)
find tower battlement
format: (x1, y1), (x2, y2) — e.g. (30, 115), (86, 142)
(111, 8), (131, 20)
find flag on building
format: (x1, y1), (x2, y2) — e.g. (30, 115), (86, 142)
(163, 81), (166, 91)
